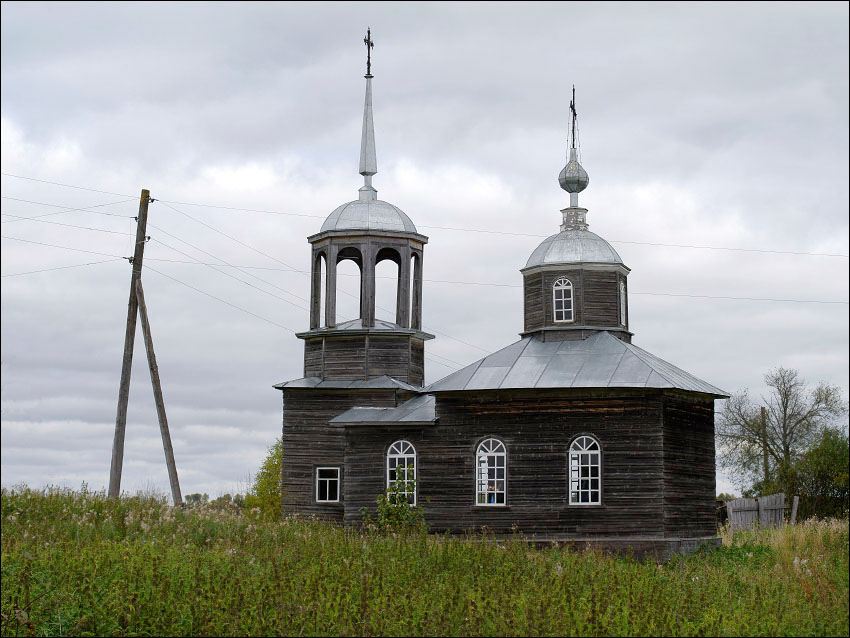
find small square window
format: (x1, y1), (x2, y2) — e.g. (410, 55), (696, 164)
(316, 467), (340, 503)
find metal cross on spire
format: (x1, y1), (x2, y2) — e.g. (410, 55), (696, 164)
(364, 27), (374, 78)
(570, 85), (577, 149)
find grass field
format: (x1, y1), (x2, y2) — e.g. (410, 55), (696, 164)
(2, 486), (848, 637)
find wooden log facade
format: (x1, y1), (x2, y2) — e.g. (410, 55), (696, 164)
(280, 387), (414, 521)
(280, 385), (720, 558)
(522, 265), (631, 343)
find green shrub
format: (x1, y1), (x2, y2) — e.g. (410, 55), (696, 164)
(361, 467), (426, 534)
(244, 438), (282, 519)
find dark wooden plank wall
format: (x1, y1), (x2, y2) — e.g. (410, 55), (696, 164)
(281, 388), (400, 521)
(345, 390), (667, 537)
(367, 335), (414, 383)
(523, 272), (544, 332)
(302, 335), (423, 385)
(410, 340), (424, 387)
(582, 271), (619, 326)
(303, 339), (322, 377)
(524, 269), (622, 333)
(662, 395), (717, 537)
(323, 337), (366, 380)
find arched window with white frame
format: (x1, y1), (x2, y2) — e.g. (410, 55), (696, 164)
(553, 277), (574, 323)
(475, 438), (506, 505)
(569, 436), (601, 505)
(619, 280), (627, 327)
(387, 440), (416, 505)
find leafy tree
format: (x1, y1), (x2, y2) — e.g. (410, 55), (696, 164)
(716, 367), (846, 490)
(184, 492), (209, 506)
(245, 438), (283, 519)
(716, 492), (736, 501)
(758, 427), (849, 519)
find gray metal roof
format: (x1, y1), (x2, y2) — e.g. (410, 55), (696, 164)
(327, 318), (401, 331)
(274, 374), (422, 392)
(525, 229), (623, 268)
(330, 394), (436, 425)
(427, 331), (727, 397)
(321, 198), (417, 233)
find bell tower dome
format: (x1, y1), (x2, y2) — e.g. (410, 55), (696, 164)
(521, 88), (631, 343)
(297, 30), (433, 386)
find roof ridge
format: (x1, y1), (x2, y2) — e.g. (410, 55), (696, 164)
(621, 340), (727, 396)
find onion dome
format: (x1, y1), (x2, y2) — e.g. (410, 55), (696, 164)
(559, 147), (589, 194)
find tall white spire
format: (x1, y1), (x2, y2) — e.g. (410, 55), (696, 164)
(358, 28), (378, 202)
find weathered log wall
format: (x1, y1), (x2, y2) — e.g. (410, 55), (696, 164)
(281, 388), (403, 521)
(662, 394), (717, 537)
(300, 335), (426, 386)
(523, 269), (630, 342)
(344, 389), (671, 537)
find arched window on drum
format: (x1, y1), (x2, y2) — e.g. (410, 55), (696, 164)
(553, 277), (574, 323)
(387, 440), (416, 505)
(569, 436), (601, 505)
(475, 438), (506, 506)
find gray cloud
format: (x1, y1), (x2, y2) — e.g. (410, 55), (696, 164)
(2, 2), (847, 498)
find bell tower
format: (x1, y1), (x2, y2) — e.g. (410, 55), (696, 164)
(297, 29), (433, 386)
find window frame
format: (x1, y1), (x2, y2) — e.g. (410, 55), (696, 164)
(386, 440), (417, 505)
(315, 466), (341, 503)
(568, 435), (602, 506)
(619, 280), (627, 327)
(552, 277), (575, 323)
(474, 438), (508, 507)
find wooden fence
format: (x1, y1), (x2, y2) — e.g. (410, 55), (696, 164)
(725, 493), (799, 532)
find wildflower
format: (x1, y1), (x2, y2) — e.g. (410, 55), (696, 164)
(746, 552), (753, 558)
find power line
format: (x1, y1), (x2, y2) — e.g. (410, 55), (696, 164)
(1, 235), (128, 259)
(158, 201), (301, 271)
(147, 225), (473, 362)
(154, 201), (484, 357)
(149, 235), (309, 312)
(142, 257), (848, 305)
(0, 196), (135, 221)
(3, 172), (847, 258)
(145, 264), (298, 333)
(1, 213), (135, 236)
(1, 258), (124, 278)
(159, 199), (849, 258)
(146, 220), (312, 306)
(145, 263), (460, 370)
(0, 172), (136, 198)
(630, 291), (849, 305)
(4, 234), (847, 306)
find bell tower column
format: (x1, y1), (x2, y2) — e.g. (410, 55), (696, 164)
(325, 243), (338, 328)
(396, 244), (411, 327)
(309, 250), (322, 329)
(360, 243), (376, 327)
(411, 250), (423, 330)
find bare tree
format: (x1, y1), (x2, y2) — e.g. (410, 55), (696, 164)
(716, 367), (847, 489)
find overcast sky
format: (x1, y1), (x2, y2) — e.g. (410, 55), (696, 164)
(2, 2), (848, 499)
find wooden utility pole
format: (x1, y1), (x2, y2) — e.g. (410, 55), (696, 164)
(136, 279), (182, 505)
(760, 406), (770, 485)
(108, 189), (182, 505)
